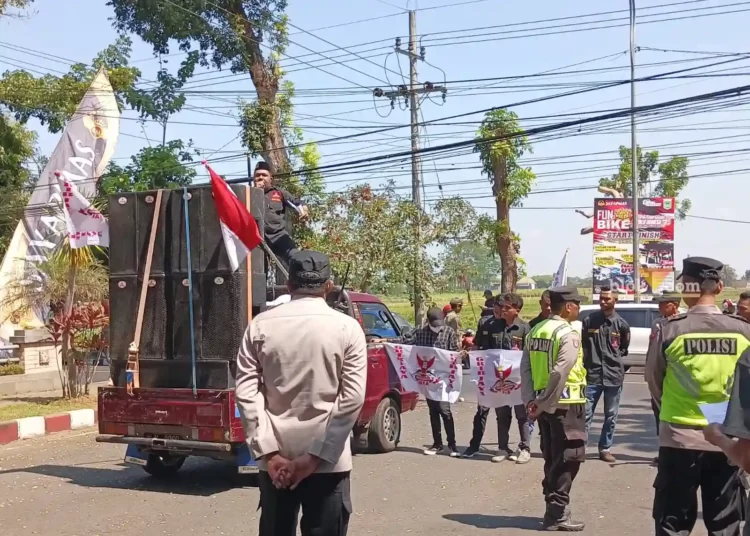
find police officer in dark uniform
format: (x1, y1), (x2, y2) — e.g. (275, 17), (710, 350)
(253, 161), (309, 270)
(462, 294), (531, 460)
(522, 286), (588, 531)
(646, 257), (750, 536)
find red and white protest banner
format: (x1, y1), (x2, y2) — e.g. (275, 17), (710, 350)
(384, 343), (462, 403)
(469, 350), (524, 408)
(56, 172), (109, 248)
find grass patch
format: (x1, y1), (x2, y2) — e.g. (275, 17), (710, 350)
(383, 289), (744, 325)
(0, 395), (96, 422)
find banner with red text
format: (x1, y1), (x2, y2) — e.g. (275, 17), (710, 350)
(592, 197), (675, 297)
(469, 350), (524, 408)
(384, 344), (462, 403)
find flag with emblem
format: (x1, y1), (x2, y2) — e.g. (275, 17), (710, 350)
(384, 344), (463, 402)
(56, 173), (109, 249)
(206, 162), (263, 271)
(468, 349), (524, 408)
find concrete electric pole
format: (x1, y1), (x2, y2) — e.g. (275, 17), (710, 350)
(630, 0), (641, 303)
(373, 10), (446, 326)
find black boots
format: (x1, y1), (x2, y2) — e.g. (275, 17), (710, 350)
(543, 506), (585, 532)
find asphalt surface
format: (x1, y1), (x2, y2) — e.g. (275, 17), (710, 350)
(0, 374), (714, 536)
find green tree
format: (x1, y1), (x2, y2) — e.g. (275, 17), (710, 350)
(306, 183), (475, 304)
(722, 265), (738, 286)
(109, 0), (293, 174)
(533, 274), (554, 289)
(475, 109), (536, 293)
(0, 114), (35, 257)
(599, 145), (691, 219)
(98, 140), (197, 194)
(0, 0), (33, 17)
(440, 241), (500, 290)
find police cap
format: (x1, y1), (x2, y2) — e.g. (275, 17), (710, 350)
(654, 291), (682, 304)
(288, 250), (331, 288)
(548, 285), (586, 304)
(450, 297), (463, 306)
(677, 256), (723, 282)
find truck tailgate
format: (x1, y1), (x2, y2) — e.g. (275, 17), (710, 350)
(99, 387), (230, 426)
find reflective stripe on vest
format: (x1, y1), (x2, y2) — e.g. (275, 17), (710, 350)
(528, 319), (587, 404)
(661, 332), (750, 427)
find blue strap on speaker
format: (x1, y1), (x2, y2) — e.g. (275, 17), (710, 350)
(183, 188), (198, 397)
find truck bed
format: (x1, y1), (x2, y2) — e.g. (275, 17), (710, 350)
(98, 387), (245, 444)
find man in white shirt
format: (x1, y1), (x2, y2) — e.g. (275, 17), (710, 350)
(236, 250), (367, 536)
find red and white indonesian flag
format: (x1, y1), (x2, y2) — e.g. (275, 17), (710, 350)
(469, 350), (524, 408)
(205, 162), (263, 271)
(384, 343), (462, 402)
(56, 173), (109, 248)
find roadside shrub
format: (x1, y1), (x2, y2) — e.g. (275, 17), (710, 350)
(0, 363), (24, 376)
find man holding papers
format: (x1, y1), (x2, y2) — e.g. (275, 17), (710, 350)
(646, 256), (750, 536)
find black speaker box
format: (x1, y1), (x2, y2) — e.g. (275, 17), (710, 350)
(108, 184), (265, 368)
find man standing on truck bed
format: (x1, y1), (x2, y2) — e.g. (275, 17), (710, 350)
(253, 161), (309, 270)
(235, 250), (367, 536)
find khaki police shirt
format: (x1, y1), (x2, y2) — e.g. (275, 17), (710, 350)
(521, 315), (582, 414)
(445, 311), (461, 332)
(645, 303), (750, 452)
(235, 296), (367, 473)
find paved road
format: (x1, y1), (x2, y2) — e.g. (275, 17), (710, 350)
(0, 376), (712, 536)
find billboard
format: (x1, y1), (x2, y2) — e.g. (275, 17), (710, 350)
(592, 197), (675, 297)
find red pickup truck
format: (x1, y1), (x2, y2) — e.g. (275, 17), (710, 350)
(96, 289), (418, 477)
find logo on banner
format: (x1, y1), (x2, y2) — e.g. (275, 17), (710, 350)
(663, 199), (673, 210)
(413, 355), (440, 386)
(490, 365), (518, 395)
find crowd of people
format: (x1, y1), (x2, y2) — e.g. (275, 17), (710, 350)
(234, 247), (750, 535)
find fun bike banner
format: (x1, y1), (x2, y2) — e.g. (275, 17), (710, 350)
(384, 344), (462, 403)
(469, 350), (524, 408)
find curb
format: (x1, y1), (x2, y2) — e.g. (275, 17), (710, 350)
(0, 408), (97, 445)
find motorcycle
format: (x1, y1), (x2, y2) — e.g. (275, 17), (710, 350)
(460, 329), (475, 369)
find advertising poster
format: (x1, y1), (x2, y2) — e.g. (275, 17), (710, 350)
(592, 197), (675, 297)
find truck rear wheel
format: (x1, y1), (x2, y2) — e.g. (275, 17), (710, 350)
(368, 398), (400, 453)
(143, 453), (186, 478)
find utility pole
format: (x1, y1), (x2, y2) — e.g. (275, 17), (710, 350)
(629, 0), (641, 303)
(373, 10), (446, 326)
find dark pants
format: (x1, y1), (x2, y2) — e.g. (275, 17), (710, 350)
(426, 399), (456, 448)
(538, 405), (587, 520)
(469, 404), (531, 452)
(653, 447), (742, 536)
(266, 233), (298, 272)
(259, 471), (352, 536)
(584, 383), (623, 452)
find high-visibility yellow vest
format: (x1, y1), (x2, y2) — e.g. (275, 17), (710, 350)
(527, 318), (587, 404)
(661, 331), (750, 426)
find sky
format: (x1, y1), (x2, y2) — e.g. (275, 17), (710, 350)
(2, 0), (750, 279)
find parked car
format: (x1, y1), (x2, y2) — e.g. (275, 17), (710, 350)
(575, 302), (685, 370)
(391, 312), (414, 336)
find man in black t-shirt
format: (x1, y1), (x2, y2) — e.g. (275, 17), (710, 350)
(253, 161), (309, 270)
(528, 290), (552, 329)
(463, 294), (531, 463)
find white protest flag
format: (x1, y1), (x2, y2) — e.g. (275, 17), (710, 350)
(551, 248), (569, 287)
(384, 343), (462, 403)
(469, 349), (524, 408)
(56, 173), (109, 248)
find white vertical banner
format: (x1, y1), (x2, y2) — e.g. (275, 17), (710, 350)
(469, 349), (524, 408)
(384, 343), (462, 403)
(551, 249), (569, 288)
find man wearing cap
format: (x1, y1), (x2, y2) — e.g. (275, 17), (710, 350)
(253, 161), (309, 270)
(522, 286), (588, 531)
(646, 291), (682, 464)
(646, 257), (750, 536)
(445, 297), (463, 332)
(463, 293), (531, 463)
(399, 306), (461, 457)
(235, 250), (367, 536)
